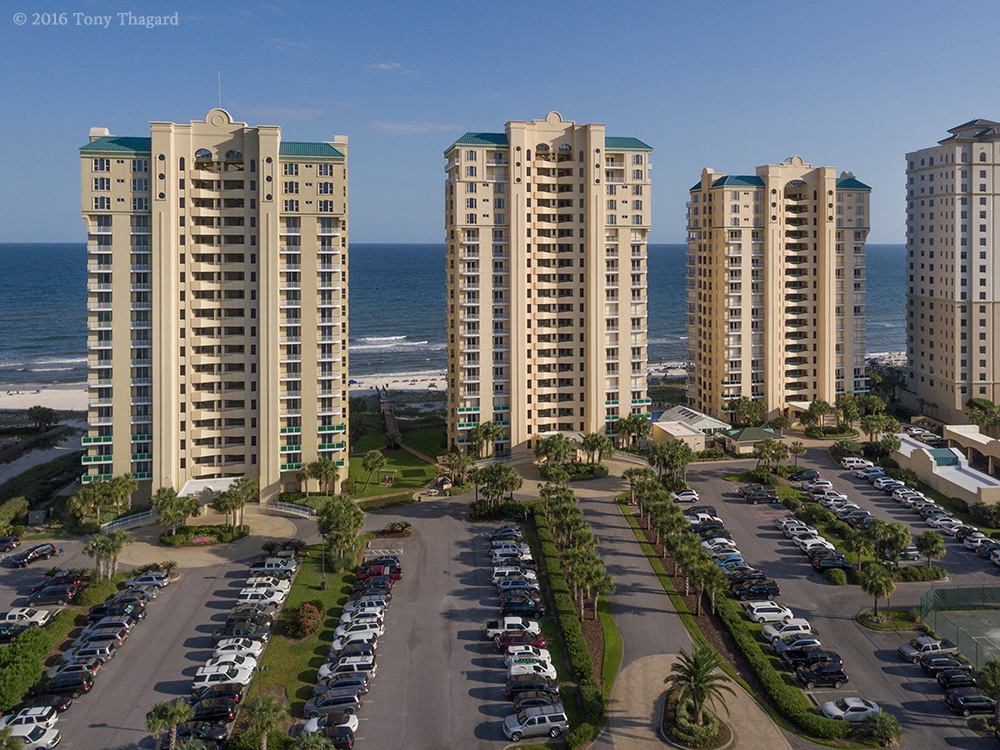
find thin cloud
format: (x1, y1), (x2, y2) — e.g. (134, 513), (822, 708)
(265, 37), (311, 50)
(370, 120), (462, 136)
(235, 106), (324, 123)
(368, 62), (419, 76)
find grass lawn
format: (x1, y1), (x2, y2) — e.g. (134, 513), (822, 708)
(345, 450), (437, 499)
(401, 426), (446, 458)
(598, 595), (622, 701)
(258, 542), (365, 717)
(352, 427), (388, 453)
(859, 607), (920, 630)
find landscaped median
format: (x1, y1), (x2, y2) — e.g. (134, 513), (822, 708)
(0, 608), (81, 711)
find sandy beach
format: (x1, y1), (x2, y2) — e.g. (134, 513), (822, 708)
(0, 383), (88, 412)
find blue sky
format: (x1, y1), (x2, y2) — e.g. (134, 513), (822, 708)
(1, 0), (998, 244)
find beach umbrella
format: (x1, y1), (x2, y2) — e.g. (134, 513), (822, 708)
(349, 379), (358, 384)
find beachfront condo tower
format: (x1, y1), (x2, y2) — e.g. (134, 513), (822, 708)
(904, 120), (1000, 423)
(443, 112), (652, 458)
(685, 157), (870, 421)
(79, 109), (349, 502)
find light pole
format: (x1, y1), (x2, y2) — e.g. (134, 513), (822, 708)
(321, 536), (327, 590)
(255, 664), (270, 697)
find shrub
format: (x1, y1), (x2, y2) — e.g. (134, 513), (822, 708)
(823, 568), (847, 586)
(970, 501), (1000, 529)
(285, 602), (322, 639)
(796, 505), (836, 527)
(895, 565), (947, 582)
(567, 723), (597, 749)
(826, 520), (852, 540)
(861, 710), (903, 747)
(0, 497), (29, 531)
(781, 495), (801, 512)
(469, 499), (526, 521)
(667, 691), (723, 747)
(444, 484), (472, 496)
(0, 609), (81, 712)
(696, 449), (725, 460)
(225, 730), (296, 750)
(539, 462), (609, 481)
(830, 439), (864, 461)
(158, 524), (249, 546)
(804, 425), (825, 439)
(75, 572), (128, 607)
(745, 467), (776, 485)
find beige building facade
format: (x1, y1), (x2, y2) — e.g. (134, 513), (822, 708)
(79, 109), (349, 502)
(904, 120), (1000, 423)
(443, 112), (651, 457)
(686, 157), (870, 419)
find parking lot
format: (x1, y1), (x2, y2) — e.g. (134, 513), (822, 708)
(687, 448), (996, 749)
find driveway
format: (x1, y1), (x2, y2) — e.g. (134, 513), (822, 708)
(686, 455), (995, 749)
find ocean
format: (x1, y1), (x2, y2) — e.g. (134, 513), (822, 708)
(0, 243), (908, 386)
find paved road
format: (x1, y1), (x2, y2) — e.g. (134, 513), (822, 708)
(350, 498), (509, 750)
(686, 453), (995, 750)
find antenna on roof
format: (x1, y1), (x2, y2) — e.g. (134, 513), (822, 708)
(217, 70), (222, 109)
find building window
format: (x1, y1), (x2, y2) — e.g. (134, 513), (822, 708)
(132, 197), (148, 211)
(318, 200), (335, 213)
(318, 182), (335, 194)
(466, 198), (476, 209)
(132, 159), (149, 173)
(93, 196), (111, 210)
(93, 158), (110, 172)
(632, 169), (643, 180)
(318, 164), (334, 176)
(131, 178), (148, 192)
(93, 177), (111, 191)
(633, 200), (642, 210)
(632, 154), (644, 165)
(466, 213), (477, 224)
(466, 166), (477, 177)
(283, 181), (299, 194)
(283, 200), (299, 212)
(283, 163), (299, 176)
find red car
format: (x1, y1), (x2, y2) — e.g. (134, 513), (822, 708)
(496, 632), (548, 652)
(356, 564), (402, 582)
(32, 574), (82, 594)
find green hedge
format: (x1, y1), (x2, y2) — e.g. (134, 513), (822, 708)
(895, 565), (947, 582)
(539, 462), (609, 481)
(159, 524), (249, 546)
(225, 729), (296, 750)
(823, 568), (848, 586)
(714, 597), (852, 739)
(75, 572), (128, 608)
(0, 609), (81, 712)
(668, 691), (724, 747)
(0, 497), (28, 531)
(469, 499), (527, 521)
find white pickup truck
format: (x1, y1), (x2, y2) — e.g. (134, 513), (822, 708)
(1, 608), (51, 627)
(484, 616), (541, 641)
(897, 637), (960, 663)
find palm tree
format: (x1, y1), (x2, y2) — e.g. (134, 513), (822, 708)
(622, 467), (657, 504)
(861, 710), (903, 747)
(845, 530), (874, 570)
(311, 457), (337, 496)
(175, 738), (209, 750)
(146, 699), (194, 750)
(83, 535), (111, 579)
(67, 484), (104, 527)
(789, 441), (806, 466)
(0, 728), (24, 750)
(860, 565), (894, 619)
(231, 476), (258, 527)
(590, 570), (615, 620)
(976, 658), (1000, 729)
(361, 450), (387, 492)
(242, 694), (289, 750)
(663, 645), (735, 726)
(160, 559), (178, 577)
(916, 530), (946, 568)
(298, 734), (337, 750)
(297, 465), (313, 497)
(105, 529), (134, 577)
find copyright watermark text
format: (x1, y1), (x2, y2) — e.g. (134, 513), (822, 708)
(13, 11), (179, 28)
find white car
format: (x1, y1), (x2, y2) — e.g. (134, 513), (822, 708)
(504, 646), (551, 665)
(926, 515), (957, 528)
(702, 539), (738, 552)
(317, 655), (378, 680)
(328, 631), (379, 654)
(1, 608), (51, 627)
(818, 494), (849, 507)
(301, 712), (361, 736)
(821, 697), (880, 722)
(244, 577), (292, 594)
(508, 659), (557, 680)
(938, 521), (965, 536)
(784, 524), (816, 538)
(803, 480), (833, 493)
(191, 664), (254, 691)
(338, 613), (383, 632)
(741, 601), (793, 624)
(687, 512), (720, 526)
(343, 596), (388, 614)
(237, 588), (286, 607)
(124, 571), (170, 589)
(671, 490), (699, 503)
(776, 518), (803, 531)
(762, 619), (814, 642)
(990, 549), (1000, 566)
(204, 652), (258, 671)
(334, 621), (384, 640)
(11, 725), (60, 750)
(492, 567), (537, 584)
(213, 638), (266, 658)
(0, 707), (58, 731)
(710, 546), (742, 560)
(339, 606), (385, 624)
(963, 535), (993, 550)
(797, 538), (835, 553)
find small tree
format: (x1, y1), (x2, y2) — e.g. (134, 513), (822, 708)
(26, 405), (59, 433)
(151, 487), (198, 536)
(242, 694), (289, 750)
(845, 530), (874, 570)
(916, 530), (946, 568)
(297, 465), (313, 497)
(146, 699), (194, 750)
(789, 441), (806, 466)
(317, 495), (365, 563)
(361, 450), (387, 492)
(0, 727), (24, 750)
(861, 710), (903, 747)
(976, 658), (1000, 731)
(311, 457), (337, 496)
(860, 565), (894, 619)
(663, 645), (735, 727)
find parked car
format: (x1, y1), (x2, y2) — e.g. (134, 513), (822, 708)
(212, 638), (265, 659)
(762, 619), (814, 642)
(670, 490), (699, 503)
(920, 656), (973, 675)
(191, 697), (237, 723)
(312, 675), (370, 697)
(45, 657), (102, 680)
(821, 697), (880, 722)
(123, 571), (170, 589)
(502, 704), (569, 741)
(40, 672), (93, 699)
(812, 557), (852, 572)
(0, 624), (31, 644)
(20, 695), (72, 714)
(9, 544), (56, 568)
(731, 580), (780, 601)
(740, 602), (793, 624)
(204, 653), (259, 672)
(1, 608), (51, 627)
(772, 635), (823, 654)
(300, 711), (361, 736)
(87, 601), (145, 623)
(497, 633), (548, 652)
(745, 491), (778, 505)
(513, 693), (562, 712)
(212, 622), (270, 644)
(317, 655), (378, 681)
(0, 707), (59, 731)
(945, 687), (996, 716)
(11, 724), (60, 750)
(796, 663), (848, 690)
(779, 648), (841, 670)
(504, 646), (551, 666)
(505, 674), (560, 699)
(187, 683), (245, 706)
(508, 660), (557, 681)
(191, 664), (255, 691)
(303, 689), (363, 719)
(937, 669), (978, 690)
(789, 469), (819, 482)
(502, 597), (546, 617)
(165, 722), (229, 750)
(356, 563), (402, 581)
(0, 536), (20, 553)
(30, 572), (81, 594)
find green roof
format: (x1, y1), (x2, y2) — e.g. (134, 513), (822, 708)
(713, 175), (764, 188)
(79, 137), (343, 158)
(80, 136), (152, 154)
(835, 177), (871, 191)
(723, 426), (779, 443)
(447, 133), (652, 152)
(279, 141), (344, 159)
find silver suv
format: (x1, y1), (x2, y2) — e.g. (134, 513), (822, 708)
(503, 704), (569, 741)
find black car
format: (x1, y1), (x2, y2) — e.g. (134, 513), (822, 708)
(317, 725), (354, 749)
(780, 649), (841, 669)
(225, 610), (275, 630)
(329, 642), (377, 661)
(10, 543), (56, 567)
(790, 469), (820, 482)
(731, 580), (780, 601)
(807, 547), (845, 562)
(728, 570), (767, 584)
(22, 693), (73, 713)
(0, 623), (32, 643)
(211, 622), (270, 644)
(31, 572), (81, 593)
(505, 674), (560, 699)
(811, 557), (853, 572)
(43, 671), (94, 698)
(87, 602), (146, 623)
(921, 656), (973, 675)
(513, 691), (561, 711)
(191, 697), (237, 723)
(368, 554), (402, 566)
(109, 589), (154, 606)
(937, 669), (978, 690)
(745, 491), (778, 505)
(796, 663), (848, 690)
(29, 584), (79, 606)
(954, 526), (981, 542)
(0, 536), (19, 552)
(165, 721), (229, 749)
(502, 598), (546, 617)
(350, 576), (394, 594)
(737, 484), (766, 497)
(691, 521), (725, 535)
(187, 684), (245, 705)
(945, 687), (996, 716)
